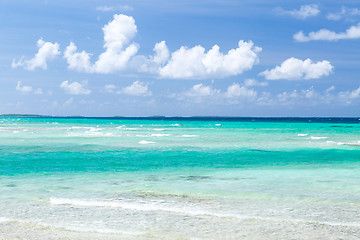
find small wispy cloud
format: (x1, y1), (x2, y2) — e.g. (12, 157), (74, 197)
(327, 6), (360, 21)
(16, 81), (32, 93)
(15, 81), (44, 95)
(96, 5), (134, 12)
(275, 4), (320, 20)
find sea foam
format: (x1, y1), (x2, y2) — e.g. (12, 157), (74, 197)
(151, 133), (171, 137)
(310, 136), (328, 140)
(138, 140), (156, 144)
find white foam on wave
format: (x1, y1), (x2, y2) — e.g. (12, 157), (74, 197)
(151, 133), (171, 137)
(67, 131), (114, 137)
(89, 127), (103, 132)
(327, 140), (360, 146)
(215, 124), (222, 126)
(154, 128), (165, 131)
(39, 222), (145, 236)
(71, 126), (92, 130)
(49, 197), (360, 227)
(138, 140), (156, 144)
(310, 136), (328, 140)
(182, 135), (198, 137)
(297, 134), (308, 136)
(0, 217), (12, 223)
(87, 132), (114, 137)
(172, 124), (180, 126)
(49, 197), (241, 219)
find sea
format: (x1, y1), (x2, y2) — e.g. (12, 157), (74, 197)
(0, 117), (359, 240)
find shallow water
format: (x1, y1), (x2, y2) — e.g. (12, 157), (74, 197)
(0, 117), (360, 239)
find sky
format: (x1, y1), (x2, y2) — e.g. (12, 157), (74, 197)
(1, 0), (360, 117)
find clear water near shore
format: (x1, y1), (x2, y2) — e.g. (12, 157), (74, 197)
(0, 117), (360, 239)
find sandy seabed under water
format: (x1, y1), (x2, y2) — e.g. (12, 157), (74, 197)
(1, 218), (360, 240)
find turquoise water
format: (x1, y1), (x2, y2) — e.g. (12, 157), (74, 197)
(1, 117), (360, 239)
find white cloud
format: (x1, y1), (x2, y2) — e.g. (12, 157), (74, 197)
(294, 23), (360, 42)
(260, 57), (333, 80)
(327, 6), (360, 21)
(325, 85), (335, 93)
(103, 84), (116, 93)
(158, 40), (261, 79)
(277, 90), (299, 103)
(152, 41), (170, 65)
(140, 41), (170, 72)
(16, 81), (32, 93)
(225, 83), (257, 98)
(64, 42), (94, 73)
(34, 88), (43, 95)
(170, 83), (360, 106)
(173, 83), (220, 103)
(276, 87), (321, 104)
(275, 86), (360, 106)
(64, 97), (74, 105)
(176, 83), (257, 103)
(244, 79), (268, 87)
(96, 5), (133, 12)
(60, 14), (261, 80)
(60, 80), (91, 95)
(184, 83), (219, 97)
(64, 14), (138, 74)
(275, 5), (320, 19)
(338, 87), (360, 104)
(12, 39), (60, 70)
(118, 81), (152, 96)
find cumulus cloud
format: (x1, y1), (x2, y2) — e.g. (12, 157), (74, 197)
(16, 81), (33, 93)
(118, 81), (152, 96)
(172, 83), (220, 103)
(260, 57), (333, 80)
(12, 39), (60, 70)
(64, 42), (94, 73)
(225, 83), (257, 98)
(158, 40), (261, 79)
(294, 23), (360, 42)
(327, 6), (360, 21)
(60, 80), (91, 95)
(59, 14), (262, 79)
(64, 14), (138, 74)
(275, 5), (320, 19)
(138, 41), (170, 73)
(185, 83), (220, 97)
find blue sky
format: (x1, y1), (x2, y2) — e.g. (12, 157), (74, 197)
(1, 0), (360, 116)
